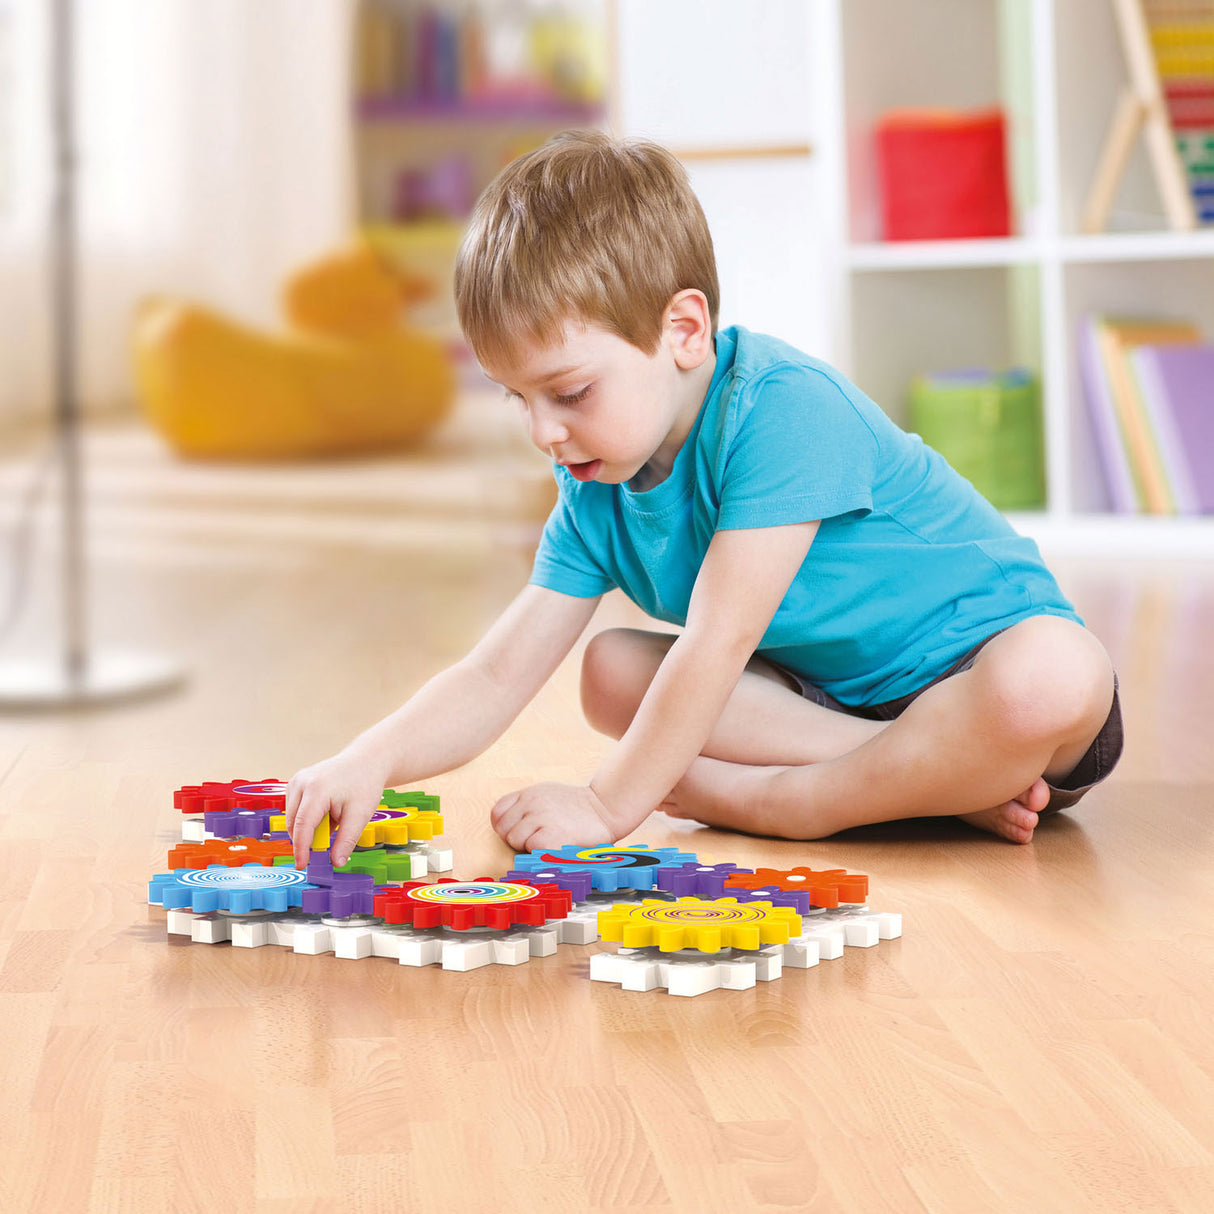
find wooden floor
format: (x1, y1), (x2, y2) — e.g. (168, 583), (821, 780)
(2, 403), (1214, 1213)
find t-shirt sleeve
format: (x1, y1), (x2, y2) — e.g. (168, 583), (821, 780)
(528, 488), (616, 598)
(716, 363), (879, 530)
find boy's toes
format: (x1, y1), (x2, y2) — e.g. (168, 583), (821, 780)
(1017, 777), (1052, 815)
(958, 801), (1039, 844)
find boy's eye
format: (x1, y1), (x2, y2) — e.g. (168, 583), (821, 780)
(553, 385), (592, 406)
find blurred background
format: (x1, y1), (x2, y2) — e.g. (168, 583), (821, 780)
(1, 0), (1212, 720)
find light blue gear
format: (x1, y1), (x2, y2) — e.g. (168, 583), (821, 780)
(148, 863), (316, 914)
(511, 844), (699, 893)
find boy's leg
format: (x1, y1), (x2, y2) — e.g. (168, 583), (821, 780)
(580, 617), (1115, 844)
(580, 627), (888, 766)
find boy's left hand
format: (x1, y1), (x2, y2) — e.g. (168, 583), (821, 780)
(490, 782), (617, 852)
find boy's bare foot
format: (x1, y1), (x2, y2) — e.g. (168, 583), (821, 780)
(957, 778), (1050, 844)
(659, 756), (775, 833)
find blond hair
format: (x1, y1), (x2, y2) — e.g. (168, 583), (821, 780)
(455, 130), (719, 368)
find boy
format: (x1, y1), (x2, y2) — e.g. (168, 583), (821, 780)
(286, 131), (1121, 867)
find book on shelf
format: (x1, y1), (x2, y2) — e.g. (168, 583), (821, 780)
(1080, 314), (1213, 515)
(1131, 343), (1214, 512)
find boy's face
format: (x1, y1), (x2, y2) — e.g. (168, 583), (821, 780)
(481, 313), (712, 488)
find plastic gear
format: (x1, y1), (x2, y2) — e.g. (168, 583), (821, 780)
(266, 793), (443, 846)
(296, 853), (380, 918)
(332, 846), (422, 885)
(372, 879), (572, 930)
(200, 806), (282, 838)
(596, 896), (801, 953)
(724, 866), (869, 909)
(652, 862), (754, 898)
(166, 837), (295, 869)
(503, 867), (594, 903)
(148, 864), (315, 914)
(511, 844), (699, 892)
(174, 779), (288, 817)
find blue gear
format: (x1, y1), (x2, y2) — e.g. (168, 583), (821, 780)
(511, 844), (698, 893)
(148, 863), (316, 914)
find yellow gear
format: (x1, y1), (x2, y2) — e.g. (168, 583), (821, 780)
(596, 897), (800, 953)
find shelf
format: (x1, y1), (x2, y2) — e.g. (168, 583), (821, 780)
(356, 96), (604, 125)
(1009, 512), (1214, 557)
(849, 230), (1214, 272)
(1056, 229), (1214, 264)
(848, 238), (1042, 271)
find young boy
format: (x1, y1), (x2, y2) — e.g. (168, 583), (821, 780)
(285, 131), (1121, 867)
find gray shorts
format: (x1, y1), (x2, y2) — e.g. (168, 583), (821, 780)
(767, 632), (1123, 812)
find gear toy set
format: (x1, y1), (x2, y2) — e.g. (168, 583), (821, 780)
(150, 779), (902, 997)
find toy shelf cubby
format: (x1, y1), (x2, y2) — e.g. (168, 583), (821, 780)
(815, 0), (1214, 556)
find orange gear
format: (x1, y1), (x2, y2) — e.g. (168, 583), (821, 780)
(724, 866), (868, 909)
(167, 837), (295, 870)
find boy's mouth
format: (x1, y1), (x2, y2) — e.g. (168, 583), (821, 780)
(564, 459), (602, 482)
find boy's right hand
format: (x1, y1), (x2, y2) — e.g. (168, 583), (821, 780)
(284, 751), (390, 869)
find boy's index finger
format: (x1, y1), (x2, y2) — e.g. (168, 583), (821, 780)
(291, 801), (322, 869)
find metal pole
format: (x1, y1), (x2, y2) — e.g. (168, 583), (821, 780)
(50, 0), (86, 687)
(0, 0), (185, 709)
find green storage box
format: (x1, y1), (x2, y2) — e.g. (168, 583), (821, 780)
(908, 368), (1045, 510)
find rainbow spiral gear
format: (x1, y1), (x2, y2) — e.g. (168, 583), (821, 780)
(372, 879), (572, 931)
(724, 866), (869, 910)
(174, 779), (288, 817)
(511, 844), (698, 893)
(148, 864), (315, 914)
(597, 897), (801, 953)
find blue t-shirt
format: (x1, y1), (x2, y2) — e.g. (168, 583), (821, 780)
(530, 326), (1080, 706)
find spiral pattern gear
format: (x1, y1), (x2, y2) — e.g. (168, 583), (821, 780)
(511, 845), (698, 892)
(174, 779), (288, 817)
(148, 864), (315, 914)
(597, 897), (801, 953)
(372, 879), (572, 931)
(724, 866), (869, 910)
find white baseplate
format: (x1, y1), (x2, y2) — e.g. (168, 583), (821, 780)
(164, 908), (558, 970)
(590, 945), (785, 995)
(590, 906), (902, 996)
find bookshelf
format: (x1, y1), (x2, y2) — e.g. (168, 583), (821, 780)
(814, 0), (1214, 555)
(351, 0), (609, 346)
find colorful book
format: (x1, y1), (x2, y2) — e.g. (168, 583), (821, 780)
(1094, 317), (1200, 514)
(1079, 316), (1139, 513)
(1130, 343), (1214, 513)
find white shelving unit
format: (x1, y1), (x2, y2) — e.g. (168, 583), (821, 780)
(814, 0), (1214, 557)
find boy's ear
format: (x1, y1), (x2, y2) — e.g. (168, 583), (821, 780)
(665, 290), (714, 370)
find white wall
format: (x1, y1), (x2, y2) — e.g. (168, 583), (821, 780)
(614, 0), (831, 358)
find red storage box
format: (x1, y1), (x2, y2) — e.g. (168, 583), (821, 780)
(876, 108), (1012, 241)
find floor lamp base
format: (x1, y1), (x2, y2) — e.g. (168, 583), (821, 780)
(0, 649), (187, 711)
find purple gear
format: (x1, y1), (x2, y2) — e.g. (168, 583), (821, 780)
(202, 806), (280, 838)
(653, 861), (754, 898)
(505, 867), (594, 903)
(298, 853), (381, 918)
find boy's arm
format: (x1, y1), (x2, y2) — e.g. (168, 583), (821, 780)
(491, 520), (819, 848)
(287, 583), (600, 865)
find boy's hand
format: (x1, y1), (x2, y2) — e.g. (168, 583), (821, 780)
(285, 752), (389, 869)
(490, 782), (617, 852)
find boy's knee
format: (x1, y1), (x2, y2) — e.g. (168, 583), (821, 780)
(979, 618), (1114, 749)
(579, 628), (667, 735)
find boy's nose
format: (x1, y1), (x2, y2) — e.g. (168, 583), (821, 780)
(529, 407), (569, 450)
